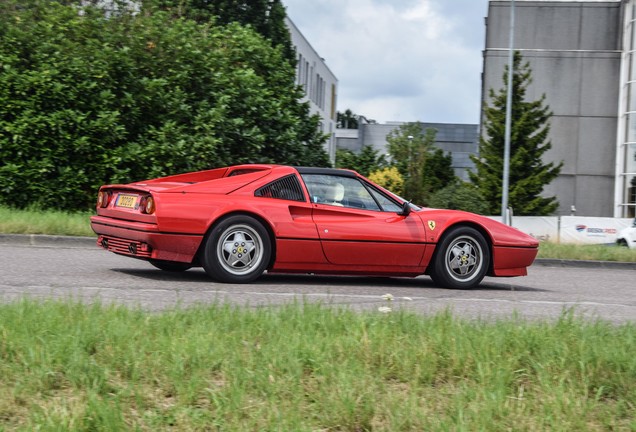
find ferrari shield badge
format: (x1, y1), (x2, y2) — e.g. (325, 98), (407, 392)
(428, 220), (436, 231)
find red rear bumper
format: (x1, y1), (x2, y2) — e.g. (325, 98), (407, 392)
(91, 216), (203, 263)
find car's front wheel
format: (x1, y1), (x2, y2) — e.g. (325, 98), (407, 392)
(429, 226), (490, 289)
(202, 215), (271, 283)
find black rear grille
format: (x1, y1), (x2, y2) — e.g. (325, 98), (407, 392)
(255, 175), (306, 202)
(98, 236), (152, 258)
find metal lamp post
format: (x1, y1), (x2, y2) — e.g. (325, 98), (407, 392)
(502, 0), (515, 224)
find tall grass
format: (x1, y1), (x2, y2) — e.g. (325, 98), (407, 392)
(0, 206), (94, 237)
(0, 300), (634, 431)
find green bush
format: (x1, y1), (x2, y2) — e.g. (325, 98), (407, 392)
(428, 181), (489, 214)
(369, 166), (404, 196)
(0, 1), (328, 211)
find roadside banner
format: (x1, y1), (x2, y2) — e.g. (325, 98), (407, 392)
(559, 216), (632, 245)
(490, 216), (633, 244)
(510, 217), (558, 243)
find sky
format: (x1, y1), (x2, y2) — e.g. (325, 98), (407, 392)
(283, 0), (491, 125)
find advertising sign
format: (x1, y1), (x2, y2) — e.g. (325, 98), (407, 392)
(487, 216), (633, 244)
(559, 216), (631, 244)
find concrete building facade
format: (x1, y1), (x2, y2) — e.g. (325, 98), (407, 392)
(483, 0), (635, 217)
(286, 18), (338, 164)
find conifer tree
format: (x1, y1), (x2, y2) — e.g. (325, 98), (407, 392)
(470, 51), (562, 215)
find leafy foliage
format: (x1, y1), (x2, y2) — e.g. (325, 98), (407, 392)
(428, 181), (489, 214)
(423, 147), (455, 195)
(0, 1), (328, 211)
(386, 123), (456, 206)
(335, 146), (387, 177)
(368, 167), (404, 196)
(336, 109), (359, 129)
(148, 0), (295, 62)
(470, 51), (562, 216)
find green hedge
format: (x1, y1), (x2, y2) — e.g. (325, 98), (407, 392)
(0, 1), (329, 210)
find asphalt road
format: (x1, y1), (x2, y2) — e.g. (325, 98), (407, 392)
(1, 236), (635, 324)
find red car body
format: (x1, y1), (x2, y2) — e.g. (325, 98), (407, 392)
(90, 164), (538, 288)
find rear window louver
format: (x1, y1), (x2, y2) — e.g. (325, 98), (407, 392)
(255, 175), (306, 202)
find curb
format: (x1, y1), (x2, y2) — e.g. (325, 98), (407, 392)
(0, 234), (635, 270)
(533, 258), (636, 271)
(0, 233), (96, 248)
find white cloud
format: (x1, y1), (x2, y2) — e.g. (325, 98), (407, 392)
(284, 0), (489, 124)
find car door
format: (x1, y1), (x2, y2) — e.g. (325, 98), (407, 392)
(301, 173), (427, 267)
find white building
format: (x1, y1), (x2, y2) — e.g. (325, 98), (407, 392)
(286, 18), (338, 164)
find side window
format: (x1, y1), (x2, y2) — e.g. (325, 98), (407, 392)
(302, 174), (391, 211)
(302, 175), (349, 207)
(367, 187), (402, 212)
(254, 175), (306, 202)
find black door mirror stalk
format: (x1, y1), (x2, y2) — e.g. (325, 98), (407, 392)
(398, 201), (411, 217)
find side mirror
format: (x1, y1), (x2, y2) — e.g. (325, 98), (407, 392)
(398, 201), (411, 217)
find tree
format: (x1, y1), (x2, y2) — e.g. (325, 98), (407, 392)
(147, 0), (295, 62)
(470, 51), (562, 216)
(336, 109), (359, 129)
(368, 167), (404, 196)
(428, 181), (489, 214)
(422, 148), (455, 195)
(386, 123), (455, 206)
(335, 145), (387, 176)
(0, 0), (329, 211)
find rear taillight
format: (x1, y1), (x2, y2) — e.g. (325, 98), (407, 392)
(142, 196), (155, 214)
(97, 190), (111, 208)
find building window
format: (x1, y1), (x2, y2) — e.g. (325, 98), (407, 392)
(619, 7), (636, 216)
(297, 53), (303, 86)
(625, 175), (636, 218)
(627, 144), (636, 173)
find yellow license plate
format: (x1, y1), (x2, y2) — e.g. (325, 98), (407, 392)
(115, 194), (138, 209)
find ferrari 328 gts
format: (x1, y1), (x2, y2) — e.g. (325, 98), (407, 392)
(90, 164), (539, 289)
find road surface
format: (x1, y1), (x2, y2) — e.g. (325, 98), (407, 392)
(1, 238), (634, 323)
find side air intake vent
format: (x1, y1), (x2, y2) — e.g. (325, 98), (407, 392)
(255, 175), (306, 202)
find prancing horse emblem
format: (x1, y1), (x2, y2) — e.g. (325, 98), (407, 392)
(428, 220), (436, 231)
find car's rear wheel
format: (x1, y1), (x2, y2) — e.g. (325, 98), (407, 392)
(203, 215), (271, 283)
(149, 260), (192, 272)
(617, 238), (628, 247)
(429, 226), (490, 289)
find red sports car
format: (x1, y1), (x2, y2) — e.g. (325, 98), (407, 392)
(90, 164), (538, 289)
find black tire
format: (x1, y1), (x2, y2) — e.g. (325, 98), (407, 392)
(429, 226), (490, 289)
(617, 238), (628, 247)
(149, 260), (192, 272)
(202, 215), (271, 283)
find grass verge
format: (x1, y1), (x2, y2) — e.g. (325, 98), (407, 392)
(537, 241), (636, 262)
(0, 300), (634, 431)
(0, 206), (94, 237)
